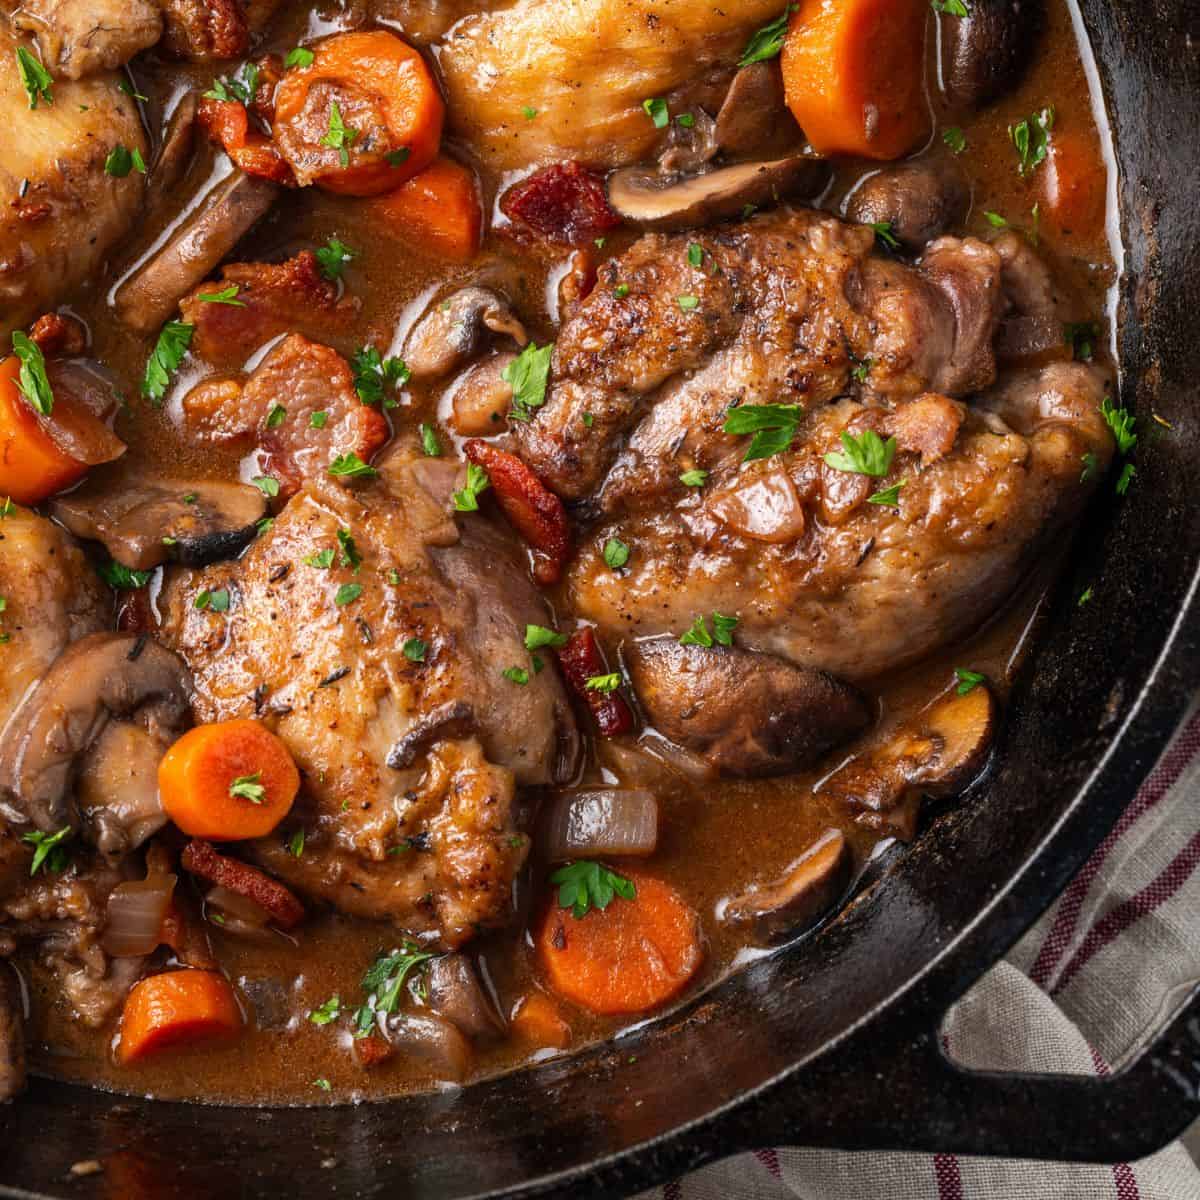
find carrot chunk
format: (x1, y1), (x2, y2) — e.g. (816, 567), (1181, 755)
(536, 870), (702, 1016)
(1040, 126), (1107, 240)
(780, 0), (930, 160)
(273, 30), (443, 196)
(365, 157), (484, 261)
(510, 992), (572, 1049)
(118, 970), (241, 1063)
(158, 719), (300, 842)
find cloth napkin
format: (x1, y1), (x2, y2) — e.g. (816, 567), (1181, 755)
(642, 701), (1200, 1200)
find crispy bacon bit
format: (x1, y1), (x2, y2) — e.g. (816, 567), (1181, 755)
(28, 313), (85, 358)
(500, 162), (621, 246)
(884, 393), (965, 466)
(463, 440), (571, 586)
(353, 1033), (395, 1068)
(179, 251), (358, 368)
(198, 97), (296, 186)
(116, 588), (155, 637)
(556, 627), (635, 738)
(181, 839), (305, 930)
(162, 0), (249, 61)
(558, 248), (598, 322)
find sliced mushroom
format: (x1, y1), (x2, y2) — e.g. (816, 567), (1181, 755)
(0, 633), (192, 843)
(845, 161), (970, 250)
(940, 0), (1046, 110)
(658, 108), (719, 176)
(0, 962), (25, 1102)
(449, 353), (516, 437)
(113, 169), (280, 334)
(714, 62), (800, 162)
(404, 287), (528, 382)
(625, 637), (870, 778)
(426, 954), (506, 1044)
(723, 829), (851, 942)
(53, 478), (268, 571)
(386, 701), (477, 770)
(147, 91), (199, 211)
(606, 156), (831, 232)
(819, 683), (997, 840)
(77, 723), (172, 855)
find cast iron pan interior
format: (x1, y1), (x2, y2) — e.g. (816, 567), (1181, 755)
(3, 1), (1199, 1197)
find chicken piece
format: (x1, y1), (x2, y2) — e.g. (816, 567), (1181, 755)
(439, 0), (786, 169)
(513, 208), (1004, 504)
(0, 505), (108, 733)
(179, 252), (359, 368)
(567, 362), (1116, 684)
(181, 334), (389, 498)
(0, 26), (147, 341)
(8, 0), (162, 78)
(157, 453), (580, 945)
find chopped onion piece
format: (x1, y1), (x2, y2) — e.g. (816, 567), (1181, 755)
(101, 874), (176, 957)
(638, 732), (718, 783)
(709, 471), (806, 543)
(542, 789), (659, 862)
(205, 884), (272, 931)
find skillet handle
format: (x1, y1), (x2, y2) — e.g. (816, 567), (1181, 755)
(750, 982), (1200, 1161)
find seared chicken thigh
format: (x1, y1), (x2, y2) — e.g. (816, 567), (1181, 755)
(159, 449), (580, 946)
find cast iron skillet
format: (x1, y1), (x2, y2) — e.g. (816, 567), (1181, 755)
(3, 1), (1200, 1196)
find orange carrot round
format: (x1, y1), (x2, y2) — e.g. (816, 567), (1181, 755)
(273, 31), (444, 196)
(780, 0), (930, 160)
(1040, 126), (1107, 240)
(366, 156), (483, 261)
(536, 870), (703, 1016)
(158, 719), (300, 842)
(118, 970), (242, 1063)
(0, 356), (87, 505)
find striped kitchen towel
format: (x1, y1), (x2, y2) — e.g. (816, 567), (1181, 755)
(643, 702), (1200, 1199)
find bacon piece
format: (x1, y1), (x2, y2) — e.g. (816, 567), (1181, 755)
(179, 251), (358, 368)
(162, 0), (248, 61)
(556, 627), (635, 738)
(463, 440), (571, 586)
(181, 839), (305, 930)
(198, 97), (296, 186)
(28, 313), (85, 358)
(353, 1034), (394, 1068)
(884, 393), (965, 466)
(500, 162), (621, 246)
(181, 336), (390, 500)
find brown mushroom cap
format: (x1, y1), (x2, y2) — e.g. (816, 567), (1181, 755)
(625, 636), (870, 778)
(723, 828), (852, 942)
(53, 477), (268, 571)
(819, 683), (998, 840)
(426, 953), (506, 1044)
(606, 156), (831, 232)
(113, 169), (279, 334)
(0, 634), (192, 840)
(404, 286), (528, 381)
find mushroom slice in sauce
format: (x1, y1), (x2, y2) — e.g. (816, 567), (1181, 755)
(606, 156), (830, 232)
(939, 0), (1046, 110)
(723, 829), (852, 942)
(113, 169), (280, 334)
(844, 161), (970, 251)
(819, 684), (998, 841)
(404, 287), (528, 381)
(425, 954), (506, 1044)
(713, 62), (799, 162)
(0, 633), (191, 845)
(53, 478), (268, 571)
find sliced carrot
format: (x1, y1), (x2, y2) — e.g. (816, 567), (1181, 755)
(365, 157), (484, 261)
(158, 719), (300, 842)
(0, 356), (87, 505)
(536, 870), (703, 1016)
(510, 992), (572, 1049)
(780, 0), (930, 160)
(1040, 126), (1107, 240)
(273, 30), (444, 196)
(118, 970), (241, 1063)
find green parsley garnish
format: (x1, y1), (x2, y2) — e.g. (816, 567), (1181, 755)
(551, 861), (636, 920)
(194, 587), (230, 613)
(984, 211), (1009, 228)
(198, 283), (245, 307)
(452, 463), (490, 512)
(824, 428), (896, 477)
(251, 475), (280, 498)
(98, 560), (153, 590)
(522, 105), (538, 120)
(21, 827), (72, 876)
(943, 126), (967, 154)
(503, 665), (530, 685)
(305, 548), (335, 569)
(334, 583), (363, 606)
(352, 943), (437, 1036)
(1116, 462), (1136, 496)
(285, 47), (315, 69)
(289, 829), (306, 858)
(419, 423), (441, 456)
(265, 403), (287, 428)
(16, 47), (53, 109)
(525, 624), (568, 651)
(870, 221), (901, 251)
(328, 453), (377, 479)
(310, 411), (328, 429)
(931, 0), (969, 16)
(677, 294), (700, 311)
(352, 346), (410, 405)
(1010, 106), (1055, 176)
(229, 772), (266, 804)
(738, 6), (797, 67)
(642, 97), (669, 129)
(104, 144), (146, 177)
(309, 994), (341, 1025)
(585, 672), (621, 692)
(1065, 321), (1100, 362)
(321, 101), (358, 167)
(1100, 395), (1137, 455)
(315, 236), (356, 281)
(403, 638), (427, 662)
(142, 321), (194, 404)
(602, 537), (630, 570)
(687, 243), (704, 268)
(504, 342), (554, 423)
(723, 403), (802, 461)
(679, 612), (737, 648)
(955, 668), (986, 695)
(337, 528), (361, 570)
(868, 480), (906, 508)
(11, 331), (53, 416)
(679, 469), (708, 487)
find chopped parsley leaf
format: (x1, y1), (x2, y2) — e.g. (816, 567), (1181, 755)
(305, 548), (335, 569)
(452, 463), (490, 512)
(21, 827), (72, 876)
(585, 672), (621, 692)
(738, 6), (797, 67)
(309, 994), (341, 1025)
(955, 668), (986, 695)
(16, 47), (53, 109)
(403, 638), (427, 662)
(328, 453), (377, 479)
(419, 423), (441, 457)
(310, 410), (329, 429)
(551, 861), (635, 920)
(868, 480), (906, 508)
(334, 583), (363, 606)
(321, 101), (358, 167)
(677, 294), (700, 311)
(943, 126), (967, 154)
(285, 47), (315, 69)
(723, 403), (802, 461)
(679, 468), (708, 487)
(1065, 320), (1100, 362)
(11, 331), (53, 416)
(229, 772), (266, 804)
(602, 537), (630, 570)
(1116, 462), (1136, 495)
(823, 428), (896, 477)
(504, 342), (554, 423)
(252, 475), (280, 498)
(642, 97), (669, 129)
(525, 624), (568, 651)
(197, 283), (245, 307)
(503, 665), (530, 685)
(142, 321), (194, 404)
(289, 829), (306, 858)
(870, 221), (901, 251)
(315, 236), (356, 281)
(1100, 395), (1137, 455)
(1010, 106), (1055, 176)
(98, 560), (153, 590)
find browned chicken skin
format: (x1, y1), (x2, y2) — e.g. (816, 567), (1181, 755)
(158, 449), (580, 946)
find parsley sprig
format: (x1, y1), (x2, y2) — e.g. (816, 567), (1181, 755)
(824, 428), (896, 477)
(142, 321), (194, 404)
(504, 342), (553, 423)
(352, 944), (437, 1036)
(551, 861), (636, 920)
(738, 6), (798, 67)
